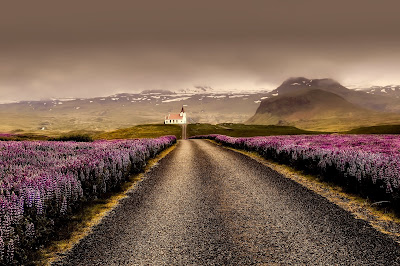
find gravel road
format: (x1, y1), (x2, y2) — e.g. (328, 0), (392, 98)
(55, 140), (400, 265)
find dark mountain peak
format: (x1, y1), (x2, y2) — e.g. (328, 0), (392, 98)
(311, 78), (342, 87)
(272, 77), (348, 95)
(280, 77), (310, 86)
(281, 77), (341, 86)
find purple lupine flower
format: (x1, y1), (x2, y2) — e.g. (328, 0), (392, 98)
(0, 215), (11, 240)
(6, 238), (14, 263)
(60, 196), (67, 215)
(35, 191), (43, 215)
(26, 189), (34, 208)
(0, 236), (4, 261)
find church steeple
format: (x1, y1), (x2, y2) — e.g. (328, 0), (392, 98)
(164, 106), (186, 124)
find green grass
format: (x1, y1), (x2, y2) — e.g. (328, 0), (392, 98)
(4, 123), (398, 142)
(345, 125), (400, 134)
(0, 133), (49, 141)
(94, 124), (182, 140)
(187, 123), (321, 137)
(3, 124), (313, 142)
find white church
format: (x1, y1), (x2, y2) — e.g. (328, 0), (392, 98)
(164, 106), (187, 124)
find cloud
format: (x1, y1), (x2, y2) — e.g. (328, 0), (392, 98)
(1, 1), (400, 101)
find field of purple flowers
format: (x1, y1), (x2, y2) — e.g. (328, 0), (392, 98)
(0, 136), (176, 264)
(191, 134), (400, 210)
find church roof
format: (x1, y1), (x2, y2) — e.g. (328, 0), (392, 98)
(181, 106), (185, 113)
(166, 113), (183, 120)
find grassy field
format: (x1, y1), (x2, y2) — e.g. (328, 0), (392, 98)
(0, 133), (49, 141)
(94, 124), (182, 140)
(345, 125), (400, 134)
(187, 123), (320, 137)
(50, 124), (318, 141)
(2, 123), (399, 142)
(0, 125), (182, 141)
(49, 124), (318, 141)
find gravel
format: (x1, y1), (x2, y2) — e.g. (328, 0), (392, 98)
(54, 139), (400, 265)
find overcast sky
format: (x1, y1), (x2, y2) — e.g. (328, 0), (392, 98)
(1, 0), (400, 102)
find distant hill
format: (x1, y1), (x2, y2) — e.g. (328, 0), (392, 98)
(140, 89), (175, 94)
(0, 90), (269, 133)
(247, 79), (400, 131)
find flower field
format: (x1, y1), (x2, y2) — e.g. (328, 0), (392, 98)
(0, 136), (176, 264)
(192, 134), (400, 209)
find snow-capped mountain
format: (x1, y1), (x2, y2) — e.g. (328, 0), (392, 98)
(0, 88), (271, 133)
(361, 85), (400, 97)
(177, 86), (214, 94)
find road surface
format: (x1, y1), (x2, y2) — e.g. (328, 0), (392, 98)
(55, 140), (400, 265)
(181, 124), (187, 140)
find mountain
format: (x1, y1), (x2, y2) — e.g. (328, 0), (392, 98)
(267, 77), (400, 114)
(252, 89), (361, 117)
(0, 90), (270, 133)
(247, 78), (400, 131)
